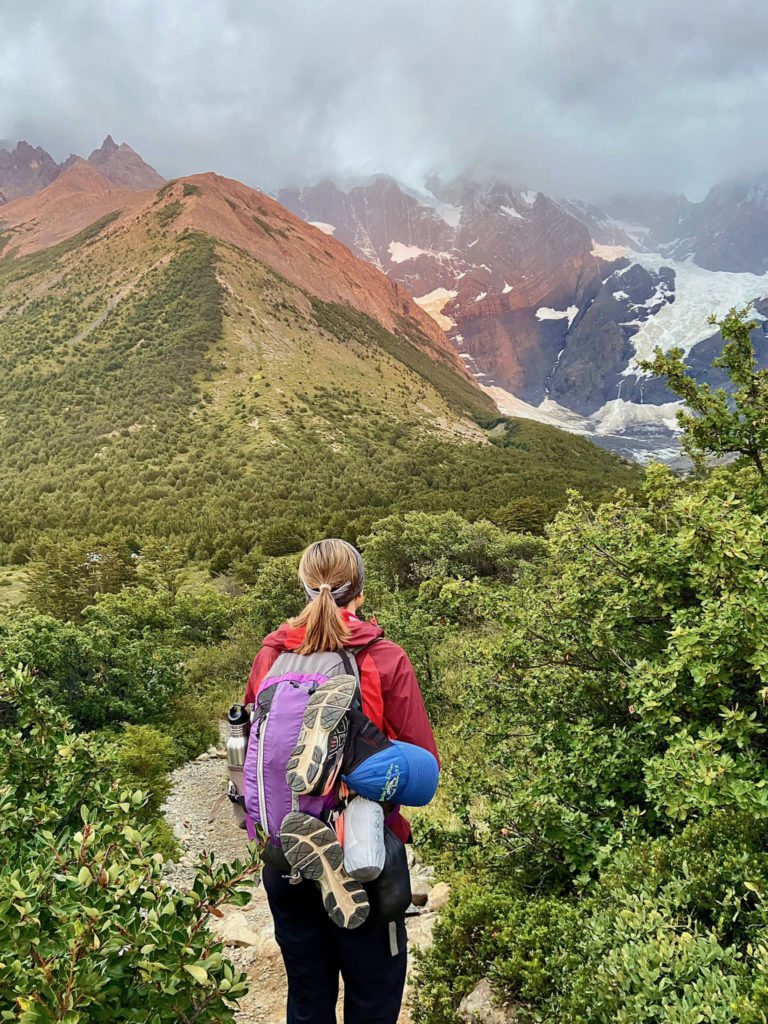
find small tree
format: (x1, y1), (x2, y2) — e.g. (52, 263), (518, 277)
(27, 536), (137, 621)
(492, 496), (550, 535)
(137, 537), (187, 598)
(639, 306), (768, 476)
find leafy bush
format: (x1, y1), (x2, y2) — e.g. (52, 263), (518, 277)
(413, 461), (768, 1020)
(115, 722), (176, 812)
(239, 554), (304, 635)
(361, 511), (544, 591)
(0, 583), (238, 734)
(0, 609), (184, 730)
(0, 666), (259, 1021)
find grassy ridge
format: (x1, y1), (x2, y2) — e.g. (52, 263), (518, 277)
(0, 210), (640, 568)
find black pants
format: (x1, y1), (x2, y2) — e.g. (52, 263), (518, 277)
(262, 864), (408, 1024)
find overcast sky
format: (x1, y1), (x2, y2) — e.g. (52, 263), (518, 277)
(2, 0), (767, 201)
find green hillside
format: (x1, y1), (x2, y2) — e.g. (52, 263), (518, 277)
(0, 201), (640, 570)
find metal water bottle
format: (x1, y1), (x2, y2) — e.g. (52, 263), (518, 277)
(226, 704), (250, 829)
(226, 703), (250, 766)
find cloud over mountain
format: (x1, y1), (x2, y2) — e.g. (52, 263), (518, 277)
(2, 1), (768, 198)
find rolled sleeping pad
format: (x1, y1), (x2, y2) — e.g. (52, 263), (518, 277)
(342, 739), (439, 807)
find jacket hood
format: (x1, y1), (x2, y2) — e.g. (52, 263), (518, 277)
(262, 613), (384, 652)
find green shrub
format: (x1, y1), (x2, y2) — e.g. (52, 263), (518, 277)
(361, 511), (544, 592)
(239, 554), (304, 635)
(0, 609), (184, 729)
(0, 666), (259, 1020)
(414, 459), (768, 1021)
(156, 199), (184, 227)
(115, 722), (176, 812)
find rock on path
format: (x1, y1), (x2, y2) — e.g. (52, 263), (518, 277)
(161, 741), (442, 1023)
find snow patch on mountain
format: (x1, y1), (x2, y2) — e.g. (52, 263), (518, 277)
(592, 243), (629, 260)
(593, 398), (683, 434)
(483, 386), (591, 431)
(388, 241), (427, 263)
(309, 221), (336, 235)
(398, 183), (462, 228)
(484, 385), (685, 462)
(623, 254), (768, 374)
(414, 287), (458, 330)
(608, 220), (651, 249)
(536, 305), (579, 326)
(501, 205), (525, 220)
(502, 282), (513, 294)
(521, 191), (538, 206)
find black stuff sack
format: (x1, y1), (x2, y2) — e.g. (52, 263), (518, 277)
(365, 826), (412, 922)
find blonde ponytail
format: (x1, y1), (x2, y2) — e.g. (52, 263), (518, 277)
(290, 539), (364, 655)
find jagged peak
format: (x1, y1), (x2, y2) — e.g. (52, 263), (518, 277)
(0, 140), (57, 162)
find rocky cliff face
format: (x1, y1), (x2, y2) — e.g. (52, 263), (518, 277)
(281, 174), (768, 460)
(86, 135), (165, 190)
(279, 176), (603, 397)
(606, 180), (768, 274)
(0, 142), (62, 203)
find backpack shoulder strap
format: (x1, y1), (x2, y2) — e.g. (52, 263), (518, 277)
(338, 647), (359, 679)
(347, 636), (384, 662)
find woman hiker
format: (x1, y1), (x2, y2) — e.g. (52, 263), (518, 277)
(243, 538), (439, 1024)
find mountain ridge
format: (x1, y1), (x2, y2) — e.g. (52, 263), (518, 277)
(0, 168), (638, 565)
(0, 135), (164, 206)
(280, 172), (768, 461)
(0, 165), (468, 376)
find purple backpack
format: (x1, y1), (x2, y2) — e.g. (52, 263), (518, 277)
(243, 647), (366, 864)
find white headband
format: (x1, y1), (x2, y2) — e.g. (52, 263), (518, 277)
(301, 541), (365, 606)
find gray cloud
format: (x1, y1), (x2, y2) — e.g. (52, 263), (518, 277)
(1, 0), (767, 201)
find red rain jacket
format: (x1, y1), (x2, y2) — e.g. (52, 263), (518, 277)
(244, 609), (439, 842)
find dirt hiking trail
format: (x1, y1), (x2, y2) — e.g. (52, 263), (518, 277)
(162, 737), (445, 1024)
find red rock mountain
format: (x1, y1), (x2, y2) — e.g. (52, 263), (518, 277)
(86, 135), (165, 190)
(0, 165), (467, 375)
(0, 160), (147, 253)
(0, 141), (62, 203)
(0, 136), (164, 205)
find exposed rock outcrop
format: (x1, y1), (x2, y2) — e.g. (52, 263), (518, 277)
(458, 979), (520, 1024)
(0, 136), (164, 206)
(0, 141), (61, 203)
(87, 134), (165, 190)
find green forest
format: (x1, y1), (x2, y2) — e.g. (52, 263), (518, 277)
(2, 194), (767, 1020)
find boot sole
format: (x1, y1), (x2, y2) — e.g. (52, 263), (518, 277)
(280, 811), (370, 929)
(286, 675), (356, 795)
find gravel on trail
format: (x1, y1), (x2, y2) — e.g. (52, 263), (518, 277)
(161, 737), (440, 1024)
